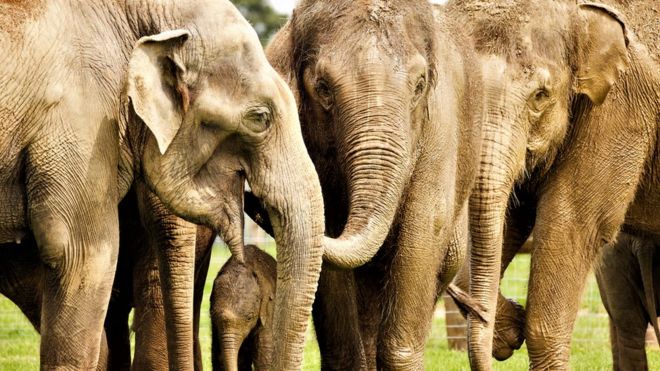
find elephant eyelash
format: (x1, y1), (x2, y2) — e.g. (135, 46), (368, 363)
(315, 79), (334, 110)
(414, 76), (427, 96)
(411, 75), (427, 108)
(201, 121), (220, 130)
(243, 106), (272, 133)
(534, 89), (549, 101)
(528, 88), (552, 112)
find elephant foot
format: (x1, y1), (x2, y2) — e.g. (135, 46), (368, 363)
(492, 296), (526, 360)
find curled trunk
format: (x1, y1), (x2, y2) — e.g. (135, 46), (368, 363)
(322, 94), (411, 269)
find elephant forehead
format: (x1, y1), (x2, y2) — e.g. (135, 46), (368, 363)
(201, 62), (278, 102)
(193, 89), (246, 125)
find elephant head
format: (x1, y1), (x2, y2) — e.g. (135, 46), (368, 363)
(445, 0), (629, 366)
(266, 0), (439, 269)
(210, 245), (276, 371)
(124, 1), (324, 368)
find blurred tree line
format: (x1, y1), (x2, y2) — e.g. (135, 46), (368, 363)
(232, 0), (287, 45)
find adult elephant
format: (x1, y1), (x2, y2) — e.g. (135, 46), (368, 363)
(263, 1), (484, 368)
(444, 0), (659, 369)
(0, 0), (331, 368)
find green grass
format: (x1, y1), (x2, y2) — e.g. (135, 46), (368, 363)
(1, 246), (659, 370)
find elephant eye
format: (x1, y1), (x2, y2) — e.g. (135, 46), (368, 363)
(315, 79), (334, 110)
(411, 74), (427, 108)
(243, 106), (271, 133)
(528, 88), (552, 112)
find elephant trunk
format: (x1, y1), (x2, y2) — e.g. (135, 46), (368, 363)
(467, 70), (526, 370)
(220, 334), (241, 371)
(247, 115), (325, 370)
(259, 177), (324, 370)
(322, 91), (411, 269)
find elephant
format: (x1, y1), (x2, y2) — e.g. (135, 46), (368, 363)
(596, 233), (660, 371)
(0, 0), (337, 368)
(261, 1), (486, 368)
(0, 189), (217, 370)
(443, 0), (659, 369)
(111, 186), (219, 370)
(210, 244), (276, 371)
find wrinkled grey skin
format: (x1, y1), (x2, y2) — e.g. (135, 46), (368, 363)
(452, 190), (533, 361)
(211, 244), (276, 371)
(444, 0), (659, 369)
(596, 233), (660, 371)
(265, 1), (484, 369)
(0, 191), (216, 371)
(0, 1), (326, 369)
(114, 190), (217, 371)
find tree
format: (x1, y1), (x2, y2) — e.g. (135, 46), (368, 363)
(232, 0), (287, 45)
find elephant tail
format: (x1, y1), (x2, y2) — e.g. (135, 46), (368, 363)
(638, 246), (660, 346)
(446, 283), (488, 324)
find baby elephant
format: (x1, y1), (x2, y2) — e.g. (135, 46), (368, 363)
(596, 233), (660, 371)
(211, 244), (276, 371)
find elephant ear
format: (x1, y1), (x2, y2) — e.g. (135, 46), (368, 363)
(259, 293), (274, 328)
(575, 3), (629, 105)
(127, 29), (191, 154)
(265, 19), (300, 104)
(256, 267), (275, 327)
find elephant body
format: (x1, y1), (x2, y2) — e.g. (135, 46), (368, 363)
(0, 1), (328, 368)
(265, 1), (484, 368)
(596, 233), (660, 371)
(210, 244), (276, 371)
(443, 0), (659, 368)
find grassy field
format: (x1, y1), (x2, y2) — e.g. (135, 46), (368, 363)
(1, 243), (659, 370)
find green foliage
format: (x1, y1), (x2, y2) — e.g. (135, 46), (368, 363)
(231, 0), (287, 45)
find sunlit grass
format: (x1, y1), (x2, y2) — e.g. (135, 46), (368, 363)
(1, 245), (659, 370)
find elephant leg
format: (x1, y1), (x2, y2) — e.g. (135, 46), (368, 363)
(609, 319), (621, 370)
(23, 114), (121, 369)
(104, 294), (132, 371)
(136, 181), (198, 371)
(28, 160), (118, 369)
(102, 195), (141, 371)
(355, 262), (386, 371)
(313, 265), (367, 371)
(193, 226), (215, 371)
(524, 227), (594, 369)
(376, 200), (445, 369)
(0, 241), (116, 371)
(0, 239), (43, 331)
(131, 230), (169, 371)
(596, 238), (649, 371)
(614, 318), (648, 370)
(32, 206), (118, 369)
